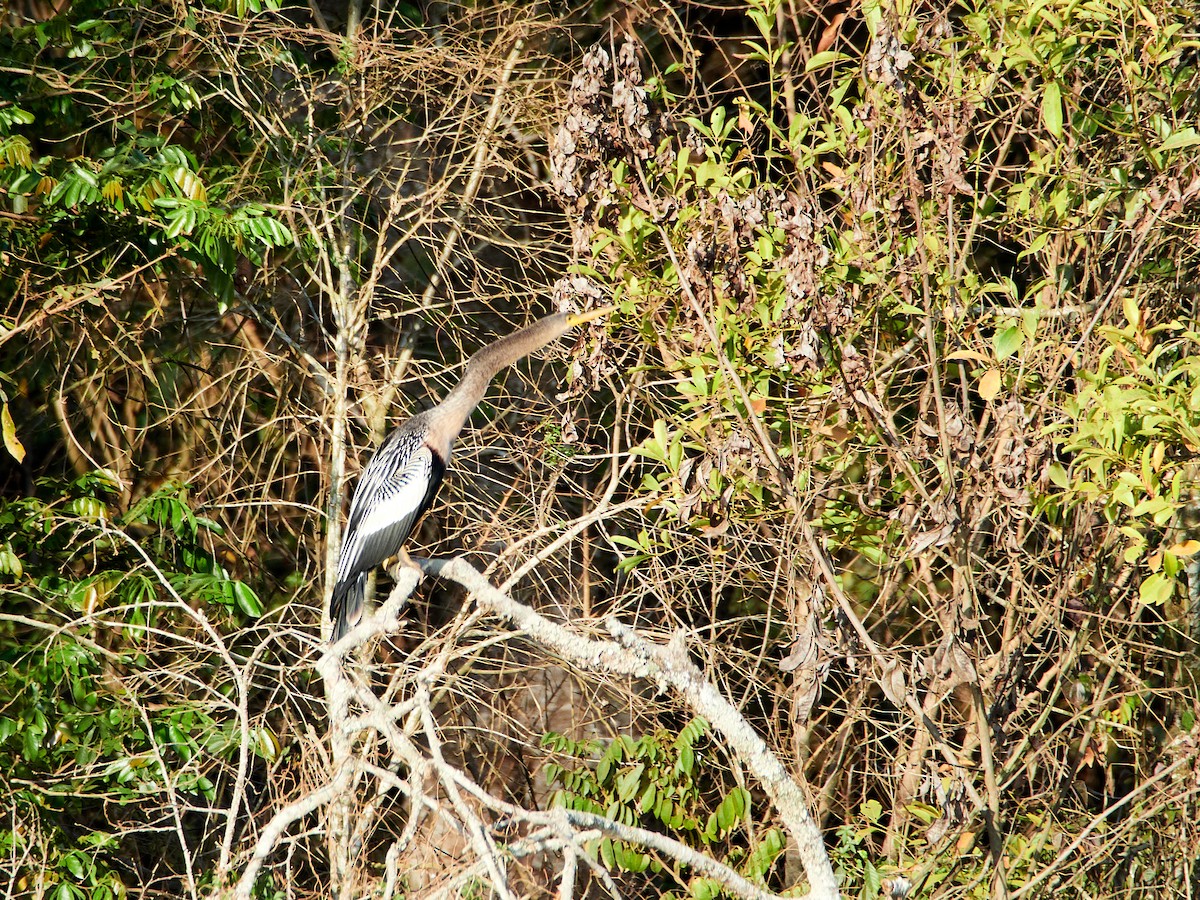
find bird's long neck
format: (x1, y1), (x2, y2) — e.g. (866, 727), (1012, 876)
(424, 312), (574, 452)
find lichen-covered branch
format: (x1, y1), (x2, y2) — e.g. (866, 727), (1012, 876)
(423, 557), (841, 900)
(229, 558), (840, 900)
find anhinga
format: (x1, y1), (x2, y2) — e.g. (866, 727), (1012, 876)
(329, 307), (611, 643)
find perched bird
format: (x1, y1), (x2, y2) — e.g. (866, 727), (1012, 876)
(328, 307), (611, 643)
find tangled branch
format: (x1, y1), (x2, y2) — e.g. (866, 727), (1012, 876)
(231, 558), (840, 900)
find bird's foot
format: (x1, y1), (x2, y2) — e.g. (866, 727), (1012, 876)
(389, 548), (426, 577)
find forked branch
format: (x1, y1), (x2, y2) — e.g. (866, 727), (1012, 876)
(423, 557), (841, 900)
(231, 559), (840, 900)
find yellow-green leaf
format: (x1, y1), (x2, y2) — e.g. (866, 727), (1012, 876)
(1139, 572), (1174, 605)
(1, 404), (24, 463)
(0, 543), (22, 578)
(1160, 128), (1200, 153)
(1047, 463), (1069, 490)
(170, 167), (207, 202)
(993, 324), (1024, 361)
(1042, 81), (1063, 139)
(805, 51), (851, 73)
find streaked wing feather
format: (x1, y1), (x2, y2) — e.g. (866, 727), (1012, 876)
(336, 427), (442, 581)
(344, 425), (425, 531)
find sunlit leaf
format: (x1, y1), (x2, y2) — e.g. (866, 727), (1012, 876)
(1, 404), (24, 462)
(1042, 80), (1063, 138)
(1139, 572), (1174, 605)
(978, 368), (1002, 401)
(993, 324), (1023, 361)
(806, 50), (852, 73)
(1160, 128), (1200, 153)
(1167, 540), (1200, 558)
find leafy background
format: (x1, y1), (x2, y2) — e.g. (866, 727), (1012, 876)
(2, 0), (1199, 898)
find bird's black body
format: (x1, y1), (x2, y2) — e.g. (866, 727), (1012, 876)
(327, 308), (610, 644)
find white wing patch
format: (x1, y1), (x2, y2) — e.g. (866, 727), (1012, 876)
(357, 449), (434, 541)
(336, 442), (436, 582)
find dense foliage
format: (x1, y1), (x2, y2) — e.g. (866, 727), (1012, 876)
(2, 0), (1199, 898)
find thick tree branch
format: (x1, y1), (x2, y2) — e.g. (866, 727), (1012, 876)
(230, 558), (840, 900)
(422, 557), (841, 900)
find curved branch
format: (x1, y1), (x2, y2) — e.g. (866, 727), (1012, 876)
(422, 557), (841, 900)
(230, 558), (841, 900)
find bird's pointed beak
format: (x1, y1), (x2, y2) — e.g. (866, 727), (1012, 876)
(567, 305), (615, 327)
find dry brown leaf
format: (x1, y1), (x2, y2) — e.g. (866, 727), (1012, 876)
(816, 13), (848, 54)
(1167, 540), (1200, 557)
(945, 349), (990, 363)
(978, 368), (1002, 401)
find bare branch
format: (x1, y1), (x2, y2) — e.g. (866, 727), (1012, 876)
(422, 557), (842, 900)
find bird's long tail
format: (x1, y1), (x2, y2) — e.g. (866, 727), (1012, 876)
(329, 573), (366, 644)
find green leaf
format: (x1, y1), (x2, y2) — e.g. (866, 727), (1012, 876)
(746, 4), (772, 39)
(1019, 230), (1051, 259)
(1, 106), (35, 126)
(2, 404), (26, 463)
(600, 837), (615, 869)
(1139, 572), (1174, 605)
(677, 742), (694, 775)
(253, 725), (280, 761)
(677, 717), (708, 746)
(1042, 80), (1063, 139)
(597, 740), (623, 783)
(993, 324), (1023, 361)
(864, 856), (882, 895)
(638, 781), (657, 813)
(806, 51), (851, 73)
(621, 846), (649, 873)
(615, 763), (644, 801)
(63, 852), (86, 880)
(1047, 463), (1069, 490)
(0, 544), (21, 577)
(1160, 128), (1200, 153)
(715, 786), (749, 832)
(861, 798), (883, 822)
(742, 827), (786, 879)
(232, 581), (263, 617)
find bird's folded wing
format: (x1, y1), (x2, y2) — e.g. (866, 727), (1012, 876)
(337, 443), (437, 579)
